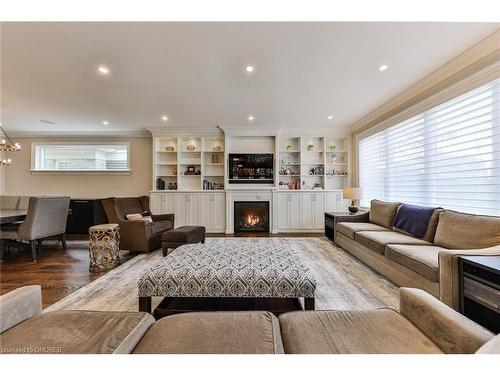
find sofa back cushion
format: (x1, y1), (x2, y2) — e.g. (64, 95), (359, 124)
(434, 210), (500, 249)
(369, 200), (400, 228)
(393, 206), (443, 242)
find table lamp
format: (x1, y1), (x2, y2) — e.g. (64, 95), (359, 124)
(343, 187), (362, 214)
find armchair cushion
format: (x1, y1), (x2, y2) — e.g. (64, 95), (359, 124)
(476, 334), (500, 354)
(434, 210), (500, 249)
(337, 222), (389, 240)
(369, 199), (401, 228)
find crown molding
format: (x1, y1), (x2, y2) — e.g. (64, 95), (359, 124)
(7, 130), (151, 138)
(218, 126), (283, 137)
(147, 127), (223, 136)
(350, 29), (500, 135)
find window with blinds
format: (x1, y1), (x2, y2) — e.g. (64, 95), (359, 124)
(359, 77), (500, 216)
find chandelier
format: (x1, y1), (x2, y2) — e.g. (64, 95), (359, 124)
(0, 127), (21, 166)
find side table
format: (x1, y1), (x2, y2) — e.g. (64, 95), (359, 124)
(324, 211), (369, 243)
(89, 223), (120, 272)
(459, 256), (500, 333)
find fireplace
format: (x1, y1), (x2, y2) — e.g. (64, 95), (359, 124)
(234, 201), (270, 233)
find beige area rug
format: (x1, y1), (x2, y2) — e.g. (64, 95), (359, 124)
(44, 237), (398, 312)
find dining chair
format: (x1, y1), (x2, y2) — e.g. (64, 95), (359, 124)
(0, 196), (70, 262)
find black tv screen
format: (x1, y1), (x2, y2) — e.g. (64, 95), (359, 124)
(228, 154), (274, 184)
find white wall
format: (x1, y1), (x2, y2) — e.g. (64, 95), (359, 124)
(3, 136), (152, 198)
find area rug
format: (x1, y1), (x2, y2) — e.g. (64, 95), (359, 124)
(44, 237), (398, 312)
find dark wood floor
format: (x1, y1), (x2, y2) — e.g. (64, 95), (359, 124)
(0, 233), (323, 308)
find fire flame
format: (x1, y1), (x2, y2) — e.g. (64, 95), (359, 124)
(245, 214), (260, 227)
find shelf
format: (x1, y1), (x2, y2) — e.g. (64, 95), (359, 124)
(302, 162), (324, 165)
(279, 174), (300, 177)
(204, 175), (224, 177)
(280, 163), (300, 166)
(325, 162), (348, 165)
(157, 175), (178, 177)
(179, 163), (201, 165)
(182, 175), (202, 177)
(156, 150), (177, 153)
(180, 150), (201, 153)
(302, 174), (324, 177)
(280, 150), (300, 153)
(204, 163), (224, 166)
(326, 150), (348, 153)
(203, 150), (224, 152)
(326, 175), (349, 178)
(156, 162), (177, 165)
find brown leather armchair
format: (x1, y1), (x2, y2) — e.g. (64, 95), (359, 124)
(101, 196), (174, 253)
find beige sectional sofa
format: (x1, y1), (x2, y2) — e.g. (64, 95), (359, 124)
(335, 200), (500, 309)
(1, 285), (499, 354)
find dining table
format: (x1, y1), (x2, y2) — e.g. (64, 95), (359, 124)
(0, 209), (27, 225)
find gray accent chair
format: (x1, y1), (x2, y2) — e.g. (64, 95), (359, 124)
(0, 196), (70, 262)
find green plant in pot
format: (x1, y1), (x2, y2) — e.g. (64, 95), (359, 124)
(329, 144), (337, 151)
(286, 144), (292, 151)
(307, 144), (314, 151)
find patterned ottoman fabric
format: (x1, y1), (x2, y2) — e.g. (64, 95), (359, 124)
(138, 239), (316, 299)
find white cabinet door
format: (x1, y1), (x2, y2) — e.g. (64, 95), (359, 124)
(314, 193), (325, 230)
(300, 193), (314, 230)
(289, 194), (301, 229)
(212, 193), (226, 231)
(325, 192), (339, 213)
(200, 193), (213, 229)
(278, 193), (290, 230)
(186, 194), (201, 226)
(149, 193), (164, 214)
(173, 194), (187, 227)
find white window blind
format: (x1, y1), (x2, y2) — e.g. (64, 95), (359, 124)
(359, 78), (500, 216)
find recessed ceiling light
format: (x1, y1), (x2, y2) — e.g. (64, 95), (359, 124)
(247, 115), (254, 122)
(161, 115), (169, 122)
(327, 115), (333, 120)
(102, 120), (109, 126)
(245, 65), (255, 74)
(97, 65), (110, 76)
(379, 64), (389, 72)
(41, 119), (56, 125)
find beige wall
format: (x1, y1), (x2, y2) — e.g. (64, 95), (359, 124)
(3, 136), (152, 198)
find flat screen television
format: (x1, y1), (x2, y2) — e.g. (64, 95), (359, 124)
(228, 153), (274, 184)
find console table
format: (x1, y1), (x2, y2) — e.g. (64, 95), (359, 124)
(459, 256), (500, 333)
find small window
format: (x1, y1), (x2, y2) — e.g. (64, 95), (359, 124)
(32, 143), (130, 171)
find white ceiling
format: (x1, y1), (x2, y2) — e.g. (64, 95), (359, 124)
(1, 22), (498, 134)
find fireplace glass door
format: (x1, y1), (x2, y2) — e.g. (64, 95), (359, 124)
(234, 201), (270, 233)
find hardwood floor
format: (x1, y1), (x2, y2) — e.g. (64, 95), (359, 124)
(0, 233), (323, 308)
(0, 238), (134, 308)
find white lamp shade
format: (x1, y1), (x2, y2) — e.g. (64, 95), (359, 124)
(343, 187), (362, 200)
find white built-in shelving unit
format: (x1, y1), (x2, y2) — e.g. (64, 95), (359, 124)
(153, 135), (225, 191)
(278, 135), (350, 191)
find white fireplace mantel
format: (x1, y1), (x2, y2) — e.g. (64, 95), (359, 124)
(225, 188), (278, 234)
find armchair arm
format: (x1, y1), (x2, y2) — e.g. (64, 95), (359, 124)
(438, 245), (500, 310)
(151, 213), (174, 227)
(116, 220), (149, 252)
(399, 287), (493, 354)
(0, 285), (42, 333)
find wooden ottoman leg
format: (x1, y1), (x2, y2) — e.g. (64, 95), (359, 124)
(139, 296), (152, 313)
(304, 298), (315, 310)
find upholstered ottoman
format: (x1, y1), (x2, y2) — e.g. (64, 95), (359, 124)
(161, 225), (205, 256)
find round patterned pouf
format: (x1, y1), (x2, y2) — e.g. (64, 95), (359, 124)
(89, 224), (120, 272)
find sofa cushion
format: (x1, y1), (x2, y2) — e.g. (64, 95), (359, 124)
(337, 222), (390, 239)
(385, 245), (444, 282)
(0, 310), (154, 354)
(355, 231), (431, 255)
(434, 210), (500, 249)
(369, 200), (401, 228)
(133, 311), (284, 354)
(278, 309), (442, 354)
